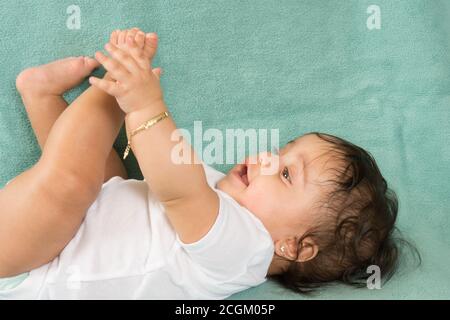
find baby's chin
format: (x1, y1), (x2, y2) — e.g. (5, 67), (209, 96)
(216, 174), (240, 194)
(216, 173), (265, 225)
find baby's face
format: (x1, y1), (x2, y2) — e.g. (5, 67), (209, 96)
(217, 134), (337, 241)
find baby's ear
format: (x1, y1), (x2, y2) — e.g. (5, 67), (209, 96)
(296, 237), (319, 263)
(275, 237), (300, 261)
(276, 236), (319, 262)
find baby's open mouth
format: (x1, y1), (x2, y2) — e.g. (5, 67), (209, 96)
(237, 164), (249, 187)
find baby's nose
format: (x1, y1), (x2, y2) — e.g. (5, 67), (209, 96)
(258, 152), (280, 175)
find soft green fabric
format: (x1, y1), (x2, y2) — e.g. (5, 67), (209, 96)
(1, 0), (449, 299)
(0, 273), (28, 291)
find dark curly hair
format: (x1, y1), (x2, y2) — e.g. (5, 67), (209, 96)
(269, 132), (420, 294)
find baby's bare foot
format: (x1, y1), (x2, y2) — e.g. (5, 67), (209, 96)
(16, 56), (100, 97)
(106, 28), (162, 79)
(110, 28), (159, 62)
(110, 28), (145, 49)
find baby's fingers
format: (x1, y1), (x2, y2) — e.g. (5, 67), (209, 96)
(89, 77), (121, 96)
(95, 51), (130, 81)
(125, 35), (149, 70)
(105, 43), (141, 74)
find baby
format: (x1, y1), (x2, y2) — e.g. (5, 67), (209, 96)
(0, 28), (401, 299)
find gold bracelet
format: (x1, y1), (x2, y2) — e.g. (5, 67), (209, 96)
(123, 111), (170, 160)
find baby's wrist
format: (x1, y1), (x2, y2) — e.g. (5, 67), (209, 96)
(125, 100), (168, 127)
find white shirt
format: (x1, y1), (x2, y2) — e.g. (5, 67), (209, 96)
(0, 164), (274, 300)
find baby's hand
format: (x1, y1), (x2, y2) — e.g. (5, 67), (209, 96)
(109, 28), (161, 66)
(90, 28), (164, 114)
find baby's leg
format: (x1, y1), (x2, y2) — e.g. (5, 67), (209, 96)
(0, 65), (126, 277)
(16, 56), (128, 182)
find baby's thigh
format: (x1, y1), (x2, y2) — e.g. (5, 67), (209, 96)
(0, 162), (96, 277)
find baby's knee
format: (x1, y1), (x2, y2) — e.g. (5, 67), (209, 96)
(36, 161), (102, 208)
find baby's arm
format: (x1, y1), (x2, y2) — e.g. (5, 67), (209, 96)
(90, 30), (219, 244)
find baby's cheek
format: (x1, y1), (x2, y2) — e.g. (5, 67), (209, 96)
(245, 185), (272, 210)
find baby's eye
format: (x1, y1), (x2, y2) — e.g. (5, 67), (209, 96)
(282, 167), (291, 183)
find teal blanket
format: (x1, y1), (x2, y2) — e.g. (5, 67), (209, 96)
(1, 0), (449, 299)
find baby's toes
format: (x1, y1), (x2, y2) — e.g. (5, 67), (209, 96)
(69, 56), (91, 74)
(135, 31), (146, 49)
(127, 28), (139, 42)
(144, 33), (159, 60)
(125, 33), (138, 50)
(118, 30), (128, 48)
(110, 30), (120, 46)
(84, 56), (100, 70)
(117, 28), (138, 50)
